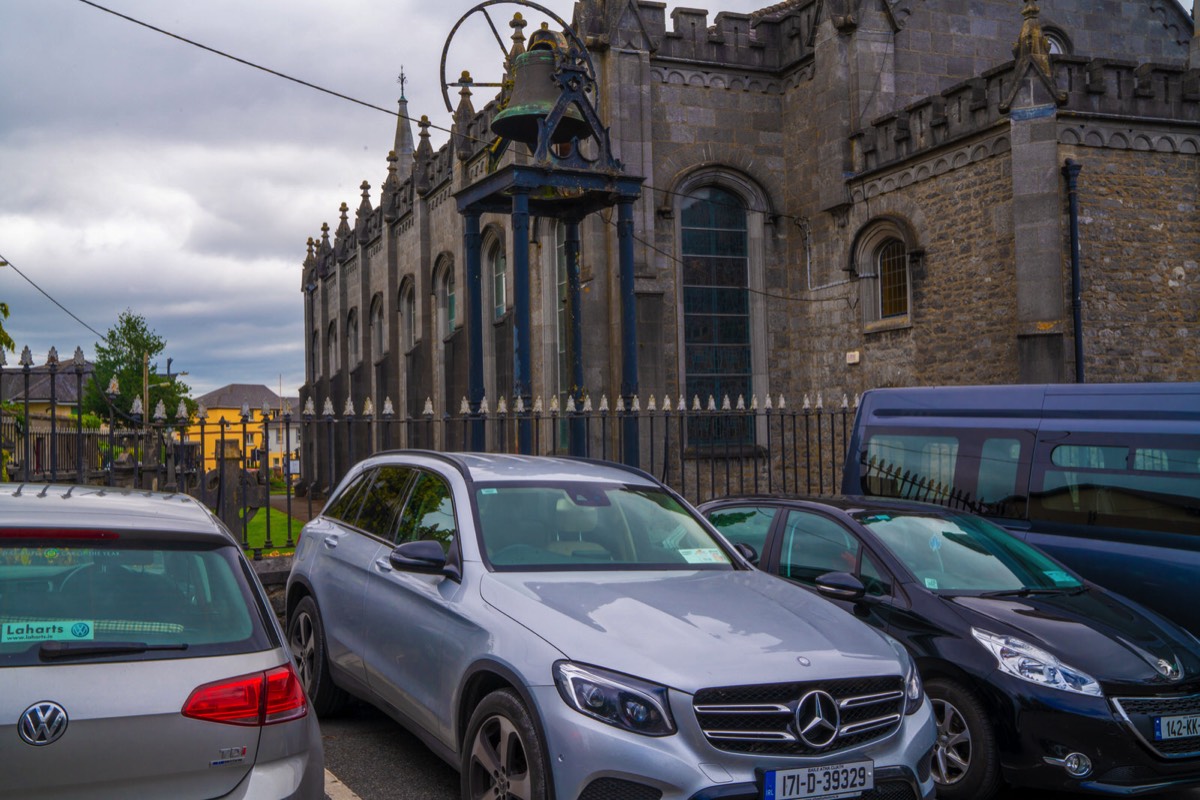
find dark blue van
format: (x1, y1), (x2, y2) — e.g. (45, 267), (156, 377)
(841, 383), (1200, 635)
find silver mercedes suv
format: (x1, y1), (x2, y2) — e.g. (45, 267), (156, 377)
(287, 452), (936, 800)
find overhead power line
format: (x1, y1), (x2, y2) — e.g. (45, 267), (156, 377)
(73, 0), (803, 226)
(0, 251), (107, 341)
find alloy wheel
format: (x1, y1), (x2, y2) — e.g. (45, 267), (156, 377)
(290, 611), (315, 692)
(931, 697), (972, 785)
(467, 714), (532, 800)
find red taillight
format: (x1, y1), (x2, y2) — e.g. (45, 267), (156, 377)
(182, 664), (308, 727)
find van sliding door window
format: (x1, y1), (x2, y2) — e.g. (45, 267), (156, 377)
(860, 431), (1030, 519)
(1031, 438), (1200, 534)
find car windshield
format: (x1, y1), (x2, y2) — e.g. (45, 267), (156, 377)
(0, 538), (272, 668)
(476, 482), (733, 571)
(854, 510), (1083, 594)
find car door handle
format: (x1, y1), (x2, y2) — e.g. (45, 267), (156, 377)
(374, 558), (393, 572)
(323, 535), (339, 548)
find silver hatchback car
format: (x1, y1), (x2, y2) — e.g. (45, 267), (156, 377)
(0, 485), (324, 799)
(287, 452), (936, 800)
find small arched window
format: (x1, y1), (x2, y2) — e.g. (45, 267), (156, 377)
(369, 296), (385, 360)
(489, 242), (507, 321)
(400, 283), (416, 352)
(853, 217), (918, 330)
(436, 260), (456, 340)
(878, 240), (909, 319)
(327, 323), (339, 374)
(347, 308), (360, 365)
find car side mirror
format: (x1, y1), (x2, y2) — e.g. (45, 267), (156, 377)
(389, 539), (449, 575)
(733, 541), (759, 565)
(815, 571), (866, 602)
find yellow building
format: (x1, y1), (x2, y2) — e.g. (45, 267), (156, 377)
(186, 384), (299, 478)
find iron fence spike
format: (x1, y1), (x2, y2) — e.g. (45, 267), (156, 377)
(582, 395), (593, 412)
(549, 395), (559, 414)
(662, 394), (673, 412)
(382, 397), (395, 416)
(721, 395), (731, 412)
(816, 392), (824, 410)
(599, 395), (609, 412)
(647, 395), (657, 412)
(423, 397), (434, 417)
(533, 396), (543, 414)
(736, 394), (746, 411)
(363, 397), (375, 418)
(479, 397), (490, 415)
(632, 395), (641, 412)
(459, 396), (470, 415)
(779, 394), (787, 409)
(343, 397), (356, 417)
(497, 396), (508, 414)
(616, 396), (626, 413)
(803, 394), (811, 410)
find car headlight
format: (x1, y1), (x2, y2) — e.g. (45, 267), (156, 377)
(972, 628), (1101, 696)
(553, 662), (675, 736)
(876, 631), (924, 715)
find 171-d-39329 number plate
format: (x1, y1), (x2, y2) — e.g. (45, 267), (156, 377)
(762, 759), (874, 800)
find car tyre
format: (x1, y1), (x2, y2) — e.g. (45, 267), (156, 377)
(926, 678), (999, 800)
(462, 689), (547, 800)
(287, 595), (348, 717)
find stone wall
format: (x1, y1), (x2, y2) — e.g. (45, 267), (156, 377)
(1064, 146), (1200, 382)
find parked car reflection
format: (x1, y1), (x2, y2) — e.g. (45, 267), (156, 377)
(700, 495), (1200, 800)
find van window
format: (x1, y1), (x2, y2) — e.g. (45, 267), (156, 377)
(860, 431), (1029, 519)
(1031, 437), (1200, 534)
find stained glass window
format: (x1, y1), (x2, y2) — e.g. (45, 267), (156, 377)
(681, 187), (752, 447)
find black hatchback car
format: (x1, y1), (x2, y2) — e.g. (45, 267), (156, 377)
(700, 495), (1200, 800)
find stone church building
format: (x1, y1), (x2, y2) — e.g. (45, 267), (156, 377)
(300, 0), (1198, 477)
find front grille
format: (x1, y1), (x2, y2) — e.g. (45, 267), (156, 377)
(693, 676), (904, 755)
(578, 778), (662, 800)
(1112, 693), (1200, 759)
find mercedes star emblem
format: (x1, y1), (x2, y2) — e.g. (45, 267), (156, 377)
(795, 689), (840, 749)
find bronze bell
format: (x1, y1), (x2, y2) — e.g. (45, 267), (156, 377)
(490, 32), (590, 146)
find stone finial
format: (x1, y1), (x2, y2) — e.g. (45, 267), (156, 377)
(454, 72), (476, 162)
(304, 236), (315, 267)
(382, 151), (400, 221)
(1000, 0), (1066, 112)
(415, 115), (433, 196)
(1013, 1), (1052, 78)
(356, 180), (373, 244)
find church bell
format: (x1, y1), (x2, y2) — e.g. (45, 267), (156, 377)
(490, 30), (590, 147)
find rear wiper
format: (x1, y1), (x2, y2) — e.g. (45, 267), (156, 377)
(38, 641), (189, 661)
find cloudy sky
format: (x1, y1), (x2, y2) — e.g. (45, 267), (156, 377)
(1, 0), (773, 401)
(1, 0), (1195, 401)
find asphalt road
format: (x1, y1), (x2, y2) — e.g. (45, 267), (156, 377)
(319, 699), (1200, 800)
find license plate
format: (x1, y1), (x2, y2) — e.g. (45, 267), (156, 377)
(762, 760), (873, 800)
(1155, 714), (1200, 741)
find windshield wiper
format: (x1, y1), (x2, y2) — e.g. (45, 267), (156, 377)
(38, 641), (189, 661)
(977, 587), (1081, 598)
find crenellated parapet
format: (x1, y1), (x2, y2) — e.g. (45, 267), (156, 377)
(1054, 56), (1200, 123)
(852, 55), (1200, 176)
(649, 0), (819, 73)
(851, 64), (1012, 175)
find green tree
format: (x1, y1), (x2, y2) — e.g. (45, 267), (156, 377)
(0, 300), (14, 353)
(83, 310), (193, 421)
